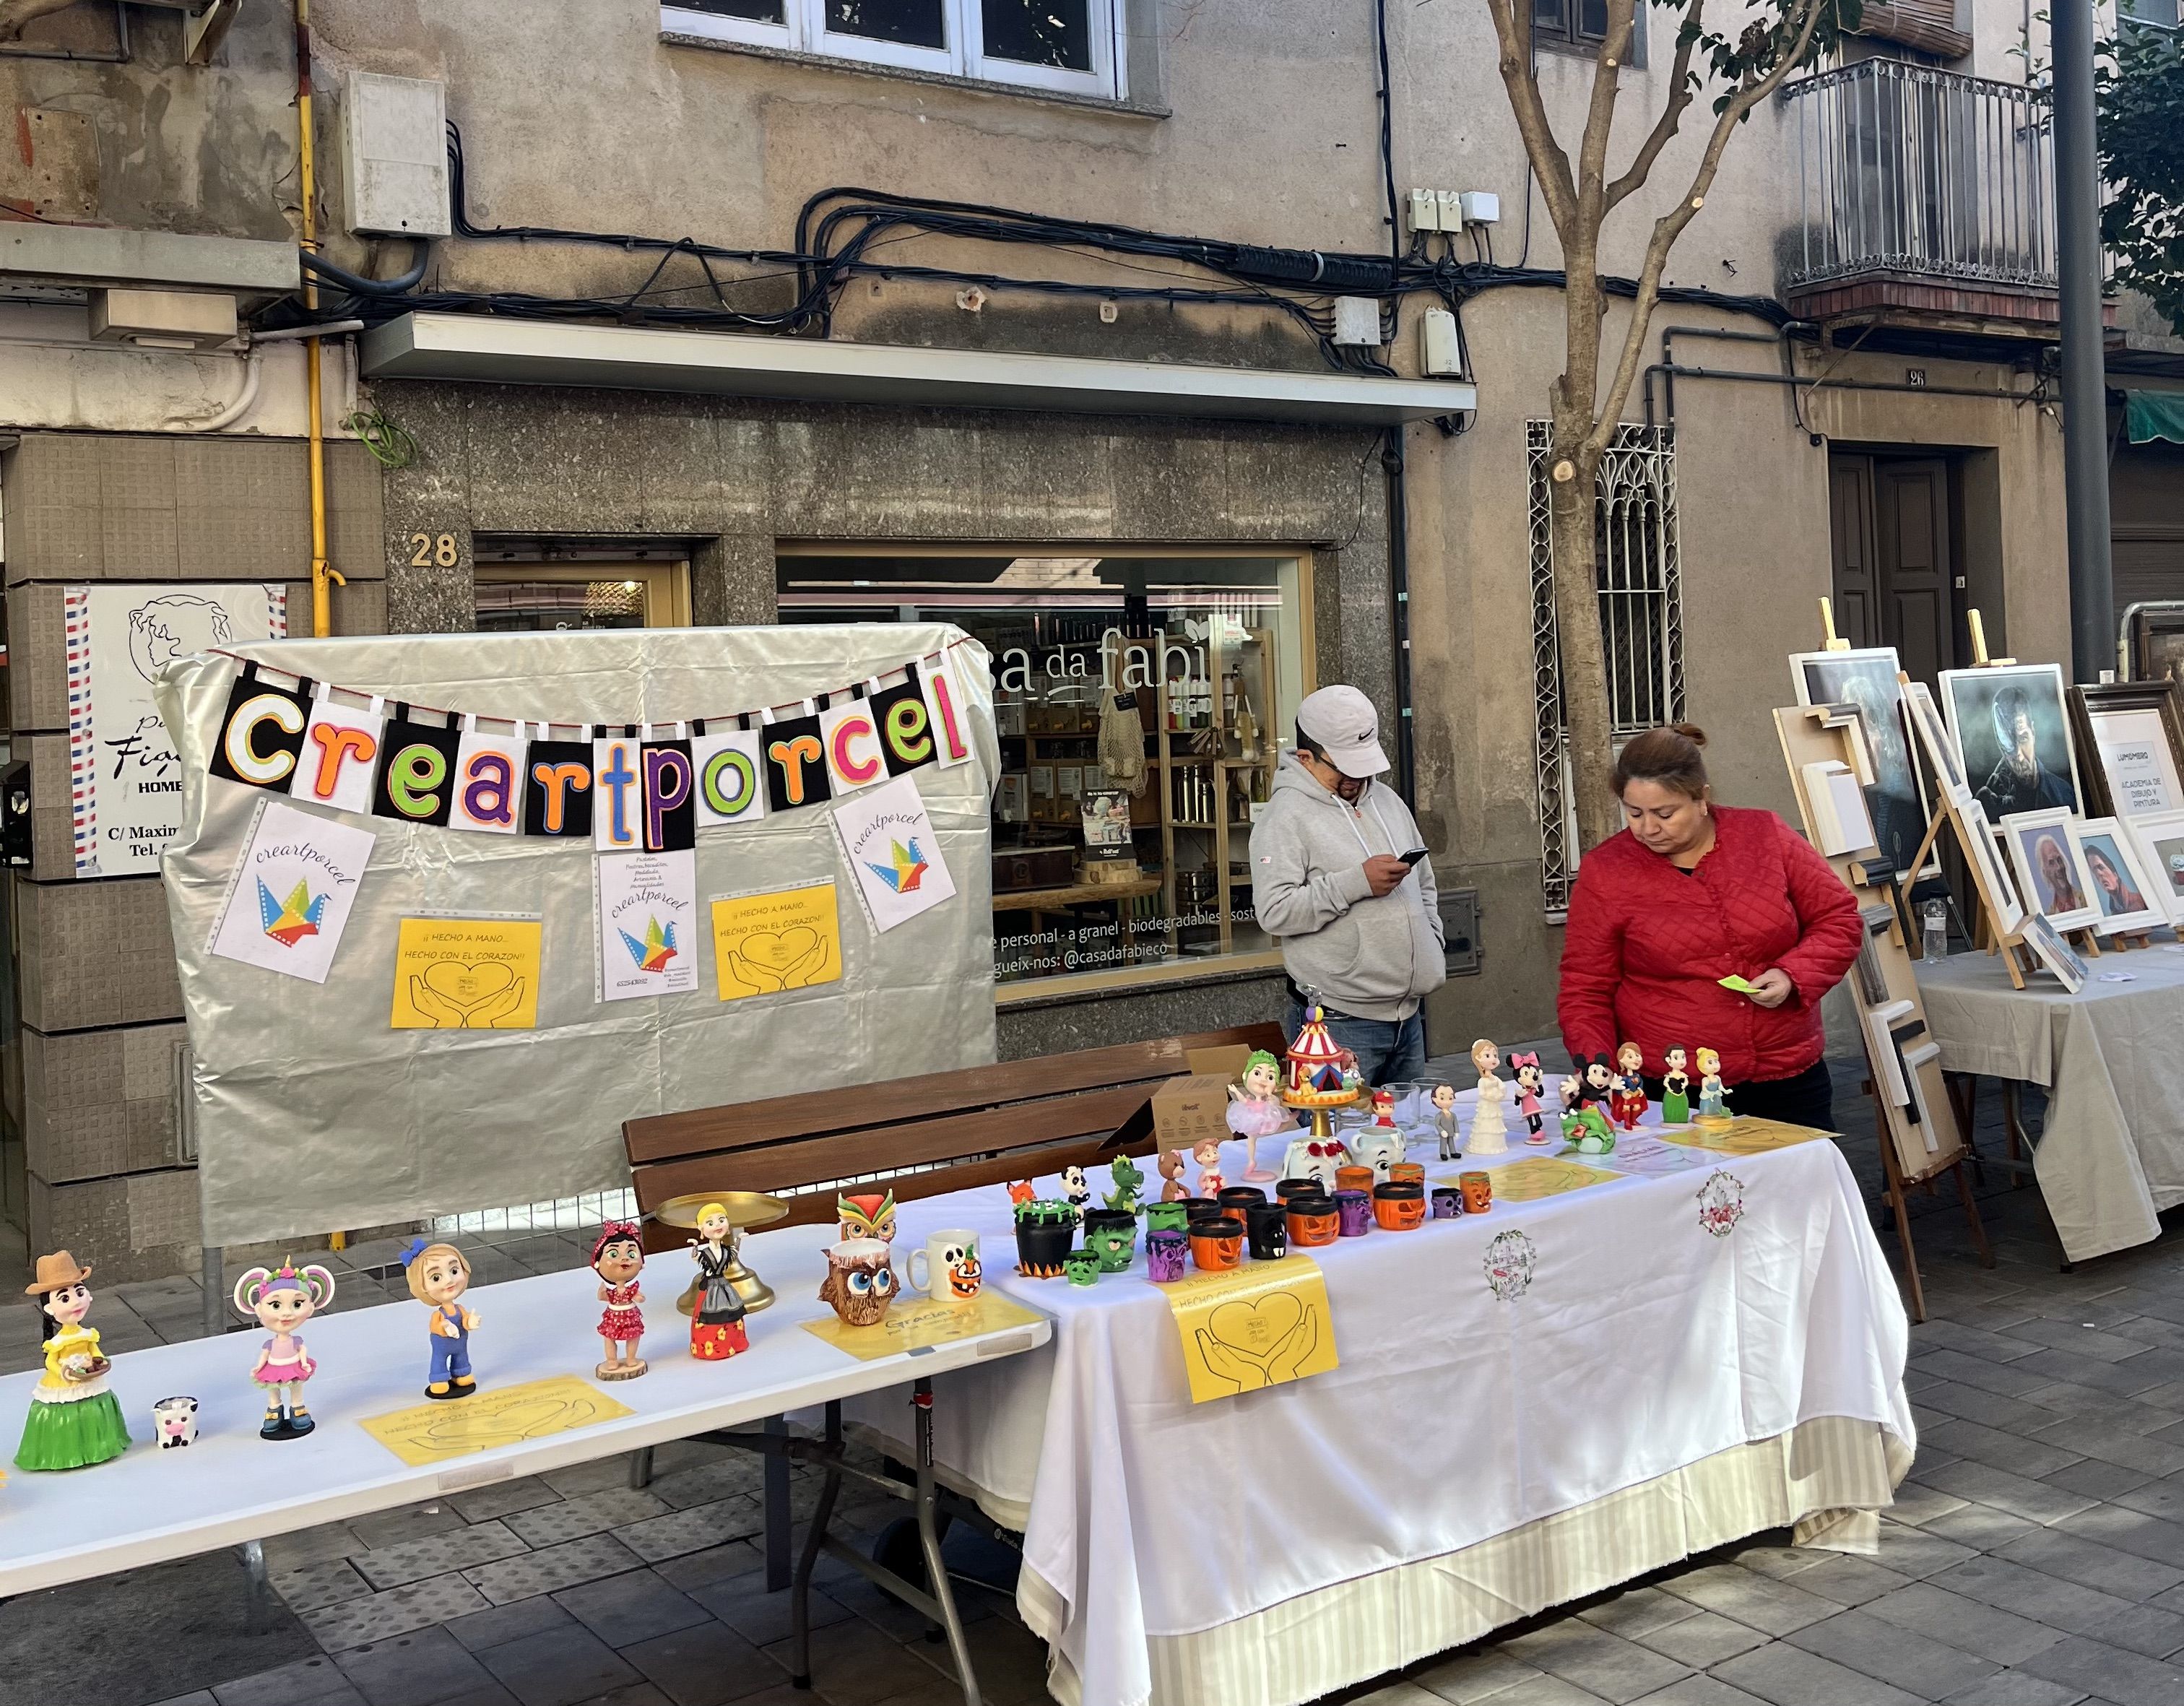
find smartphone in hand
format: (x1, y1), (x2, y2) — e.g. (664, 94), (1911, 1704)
(1399, 848), (1429, 867)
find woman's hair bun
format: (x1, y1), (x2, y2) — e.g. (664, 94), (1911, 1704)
(1670, 722), (1708, 748)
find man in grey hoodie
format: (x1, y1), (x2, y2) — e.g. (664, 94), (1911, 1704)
(1254, 684), (1445, 1082)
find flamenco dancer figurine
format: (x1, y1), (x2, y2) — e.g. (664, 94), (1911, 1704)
(688, 1202), (751, 1361)
(235, 1259), (335, 1439)
(1661, 1046), (1692, 1124)
(1511, 1052), (1549, 1145)
(1611, 1043), (1649, 1131)
(404, 1239), (480, 1400)
(1695, 1047), (1733, 1126)
(590, 1222), (648, 1382)
(15, 1252), (131, 1471)
(1225, 1049), (1293, 1181)
(1467, 1039), (1509, 1156)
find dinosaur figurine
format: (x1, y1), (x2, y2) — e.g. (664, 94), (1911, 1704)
(1105, 1154), (1145, 1215)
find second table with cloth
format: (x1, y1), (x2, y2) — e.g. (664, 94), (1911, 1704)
(838, 1083), (1915, 1706)
(1915, 943), (2184, 1263)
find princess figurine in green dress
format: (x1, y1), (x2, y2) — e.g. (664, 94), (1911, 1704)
(16, 1250), (131, 1471)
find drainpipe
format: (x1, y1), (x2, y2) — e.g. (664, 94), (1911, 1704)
(2051, 0), (2114, 682)
(295, 0), (342, 637)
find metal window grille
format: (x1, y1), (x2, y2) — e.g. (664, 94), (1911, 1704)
(1530, 420), (1685, 912)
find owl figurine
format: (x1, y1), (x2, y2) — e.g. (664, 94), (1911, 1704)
(818, 1241), (898, 1328)
(836, 1190), (898, 1244)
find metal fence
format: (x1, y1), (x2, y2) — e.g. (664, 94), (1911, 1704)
(1780, 59), (2055, 292)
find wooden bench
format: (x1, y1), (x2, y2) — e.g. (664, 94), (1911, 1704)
(622, 1023), (1285, 1244)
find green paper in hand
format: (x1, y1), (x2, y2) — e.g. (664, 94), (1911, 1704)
(1717, 974), (1756, 993)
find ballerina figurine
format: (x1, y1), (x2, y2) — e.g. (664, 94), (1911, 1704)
(1467, 1039), (1509, 1156)
(1225, 1049), (1293, 1182)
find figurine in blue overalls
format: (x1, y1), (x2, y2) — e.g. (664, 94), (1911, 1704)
(403, 1239), (480, 1400)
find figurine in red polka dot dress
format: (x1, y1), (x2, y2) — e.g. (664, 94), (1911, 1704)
(590, 1223), (648, 1382)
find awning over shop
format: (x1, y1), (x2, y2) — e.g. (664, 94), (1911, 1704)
(358, 312), (1478, 426)
(2126, 389), (2184, 447)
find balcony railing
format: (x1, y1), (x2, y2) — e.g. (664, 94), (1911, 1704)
(1780, 60), (2056, 295)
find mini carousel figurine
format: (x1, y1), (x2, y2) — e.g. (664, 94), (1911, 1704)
(836, 1190), (898, 1243)
(1431, 1082), (1462, 1161)
(688, 1202), (751, 1361)
(1468, 1039), (1509, 1156)
(1695, 1048), (1733, 1126)
(1225, 1049), (1292, 1182)
(1105, 1154), (1145, 1215)
(590, 1222), (648, 1382)
(404, 1239), (480, 1400)
(1661, 1046), (1692, 1125)
(1156, 1149), (1188, 1202)
(1611, 1043), (1649, 1131)
(233, 1259), (336, 1439)
(15, 1252), (130, 1471)
(1191, 1137), (1226, 1200)
(1511, 1052), (1548, 1145)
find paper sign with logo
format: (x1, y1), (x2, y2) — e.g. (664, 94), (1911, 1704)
(67, 584), (287, 875)
(595, 849), (699, 1002)
(834, 774), (957, 932)
(207, 797), (376, 984)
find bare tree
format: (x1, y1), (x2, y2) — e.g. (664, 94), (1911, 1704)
(1481, 0), (1853, 849)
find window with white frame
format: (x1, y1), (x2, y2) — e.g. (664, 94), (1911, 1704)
(663, 0), (1126, 99)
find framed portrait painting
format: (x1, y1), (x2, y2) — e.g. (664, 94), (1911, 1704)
(1791, 647), (1928, 878)
(2126, 809), (2184, 925)
(2071, 816), (2167, 935)
(2018, 912), (2090, 995)
(1999, 807), (2100, 932)
(1941, 663), (2084, 822)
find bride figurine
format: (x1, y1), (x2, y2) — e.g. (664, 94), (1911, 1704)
(1224, 1049), (1292, 1182)
(1467, 1038), (1509, 1156)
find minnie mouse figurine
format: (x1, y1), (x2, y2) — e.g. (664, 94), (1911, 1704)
(1510, 1052), (1548, 1145)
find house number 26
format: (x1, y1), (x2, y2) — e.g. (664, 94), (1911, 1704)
(409, 532), (460, 568)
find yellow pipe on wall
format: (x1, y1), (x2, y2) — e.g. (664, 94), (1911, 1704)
(295, 0), (342, 637)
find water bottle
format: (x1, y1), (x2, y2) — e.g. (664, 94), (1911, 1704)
(1922, 899), (1949, 961)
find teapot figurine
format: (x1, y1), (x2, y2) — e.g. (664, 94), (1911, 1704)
(1345, 1122), (1406, 1182)
(1283, 1135), (1346, 1192)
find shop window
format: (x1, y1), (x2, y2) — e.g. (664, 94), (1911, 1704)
(663, 0), (1124, 98)
(1528, 422), (1684, 913)
(779, 549), (1311, 997)
(474, 563), (693, 633)
(1530, 0), (1646, 61)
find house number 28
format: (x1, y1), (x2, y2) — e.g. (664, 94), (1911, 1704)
(409, 532), (460, 568)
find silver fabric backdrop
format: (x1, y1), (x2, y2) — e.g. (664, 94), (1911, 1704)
(155, 624), (997, 1247)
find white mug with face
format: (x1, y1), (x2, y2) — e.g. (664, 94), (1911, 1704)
(152, 1394), (199, 1449)
(905, 1229), (983, 1307)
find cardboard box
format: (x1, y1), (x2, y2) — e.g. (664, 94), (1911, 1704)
(1150, 1073), (1238, 1152)
(1187, 1044), (1256, 1079)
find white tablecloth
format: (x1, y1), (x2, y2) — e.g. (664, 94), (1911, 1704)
(1916, 945), (2184, 1261)
(851, 1091), (1914, 1706)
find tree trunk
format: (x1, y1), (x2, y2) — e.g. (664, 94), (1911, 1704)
(1548, 459), (1623, 853)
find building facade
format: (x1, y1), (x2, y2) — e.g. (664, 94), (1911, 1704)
(0, 0), (2103, 1274)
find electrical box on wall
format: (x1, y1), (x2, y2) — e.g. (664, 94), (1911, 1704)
(1332, 296), (1382, 347)
(340, 72), (451, 238)
(1439, 888), (1482, 975)
(1420, 308), (1465, 378)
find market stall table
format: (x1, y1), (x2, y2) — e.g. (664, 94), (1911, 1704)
(0, 1230), (1048, 1703)
(1916, 943), (2184, 1263)
(849, 1092), (1912, 1706)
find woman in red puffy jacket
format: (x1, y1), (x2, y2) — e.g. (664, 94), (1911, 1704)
(1556, 724), (1863, 1133)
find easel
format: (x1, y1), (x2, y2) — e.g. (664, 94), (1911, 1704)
(1777, 600), (1991, 1320)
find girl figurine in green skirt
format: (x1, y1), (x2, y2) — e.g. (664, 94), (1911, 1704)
(16, 1251), (131, 1471)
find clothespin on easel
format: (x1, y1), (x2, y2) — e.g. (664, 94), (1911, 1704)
(1967, 609), (2016, 670)
(1819, 597), (1852, 652)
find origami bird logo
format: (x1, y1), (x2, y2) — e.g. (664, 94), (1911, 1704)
(258, 878), (326, 948)
(864, 837), (928, 895)
(618, 917), (678, 974)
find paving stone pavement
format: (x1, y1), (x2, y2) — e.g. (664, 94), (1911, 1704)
(66, 1060), (2184, 1706)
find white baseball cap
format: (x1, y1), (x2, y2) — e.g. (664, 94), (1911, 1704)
(1296, 685), (1390, 779)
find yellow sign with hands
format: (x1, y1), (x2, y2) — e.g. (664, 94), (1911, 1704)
(711, 883), (844, 1001)
(1161, 1254), (1338, 1403)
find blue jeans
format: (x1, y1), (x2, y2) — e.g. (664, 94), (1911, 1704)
(1285, 1003), (1427, 1086)
(430, 1329), (472, 1386)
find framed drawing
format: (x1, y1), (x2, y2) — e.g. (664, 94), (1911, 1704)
(1902, 680), (1965, 805)
(2018, 912), (2090, 994)
(2069, 680), (2184, 821)
(2129, 605), (2184, 687)
(2126, 809), (2184, 925)
(1792, 649), (1929, 878)
(2071, 816), (2167, 935)
(1999, 807), (2101, 932)
(1955, 799), (2023, 935)
(1941, 662), (2084, 821)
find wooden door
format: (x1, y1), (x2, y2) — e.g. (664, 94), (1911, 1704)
(1829, 456), (1879, 649)
(1876, 459), (1954, 683)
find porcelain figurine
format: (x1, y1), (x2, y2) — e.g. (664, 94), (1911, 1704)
(1561, 1105), (1617, 1154)
(1511, 1052), (1548, 1145)
(819, 1239), (898, 1325)
(1104, 1153), (1145, 1215)
(590, 1222), (648, 1382)
(1611, 1043), (1649, 1131)
(1346, 1122), (1405, 1182)
(1156, 1149), (1188, 1202)
(688, 1202), (751, 1361)
(1696, 1048), (1733, 1125)
(1225, 1049), (1291, 1181)
(1059, 1164), (1093, 1211)
(14, 1251), (131, 1471)
(152, 1395), (198, 1450)
(234, 1259), (335, 1439)
(1661, 1047), (1692, 1125)
(1192, 1137), (1226, 1200)
(1431, 1082), (1462, 1161)
(1283, 1135), (1346, 1191)
(1468, 1039), (1509, 1156)
(1369, 1088), (1398, 1128)
(404, 1239), (480, 1400)
(1558, 1074), (1582, 1118)
(836, 1190), (898, 1243)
